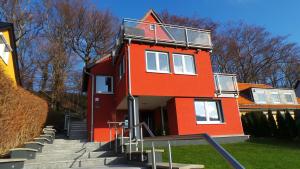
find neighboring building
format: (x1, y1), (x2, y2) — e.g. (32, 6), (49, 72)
(82, 10), (244, 142)
(238, 83), (300, 116)
(0, 22), (21, 85)
(295, 80), (300, 98)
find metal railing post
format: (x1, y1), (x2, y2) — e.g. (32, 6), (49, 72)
(109, 123), (112, 149)
(154, 24), (157, 43)
(151, 142), (156, 169)
(140, 126), (144, 162)
(115, 127), (118, 153)
(184, 28), (189, 47)
(121, 126), (124, 153)
(168, 141), (172, 169)
(129, 128), (132, 160)
(67, 117), (70, 137)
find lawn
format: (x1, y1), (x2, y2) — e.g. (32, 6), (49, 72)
(162, 138), (300, 169)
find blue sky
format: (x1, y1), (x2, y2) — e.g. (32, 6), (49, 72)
(93, 0), (300, 44)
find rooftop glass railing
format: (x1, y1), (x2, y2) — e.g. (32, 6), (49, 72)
(119, 19), (212, 49)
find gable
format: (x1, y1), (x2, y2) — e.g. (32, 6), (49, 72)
(136, 10), (174, 42)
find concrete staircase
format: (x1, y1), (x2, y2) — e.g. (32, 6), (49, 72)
(23, 138), (145, 169)
(69, 121), (88, 140)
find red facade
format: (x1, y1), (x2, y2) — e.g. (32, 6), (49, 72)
(84, 10), (244, 142)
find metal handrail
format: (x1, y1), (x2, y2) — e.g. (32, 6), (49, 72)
(202, 134), (245, 169)
(125, 122), (155, 137)
(143, 133), (245, 169)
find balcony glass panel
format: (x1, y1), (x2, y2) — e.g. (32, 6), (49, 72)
(122, 19), (212, 48)
(214, 74), (238, 96)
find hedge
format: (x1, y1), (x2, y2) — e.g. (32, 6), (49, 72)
(242, 110), (299, 139)
(0, 68), (48, 155)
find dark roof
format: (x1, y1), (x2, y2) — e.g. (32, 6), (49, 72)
(0, 22), (22, 86)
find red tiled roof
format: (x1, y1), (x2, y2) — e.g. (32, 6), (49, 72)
(237, 83), (300, 110)
(238, 83), (273, 91)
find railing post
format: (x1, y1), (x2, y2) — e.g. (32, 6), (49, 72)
(140, 126), (144, 162)
(115, 127), (118, 153)
(184, 28), (189, 47)
(67, 116), (70, 137)
(151, 142), (156, 169)
(121, 126), (124, 153)
(168, 141), (172, 169)
(154, 24), (157, 44)
(109, 123), (112, 149)
(129, 128), (132, 160)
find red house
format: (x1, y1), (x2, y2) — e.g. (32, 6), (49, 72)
(82, 10), (244, 142)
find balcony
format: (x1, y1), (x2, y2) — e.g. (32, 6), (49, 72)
(214, 73), (239, 97)
(118, 19), (212, 49)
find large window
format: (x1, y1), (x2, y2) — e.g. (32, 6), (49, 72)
(173, 54), (196, 74)
(146, 51), (170, 73)
(96, 76), (113, 94)
(194, 100), (223, 124)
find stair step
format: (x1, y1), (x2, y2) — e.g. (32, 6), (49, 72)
(24, 157), (126, 169)
(31, 152), (117, 161)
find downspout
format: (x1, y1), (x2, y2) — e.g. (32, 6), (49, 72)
(127, 39), (137, 137)
(84, 69), (95, 142)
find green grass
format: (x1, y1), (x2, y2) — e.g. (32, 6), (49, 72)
(162, 138), (300, 169)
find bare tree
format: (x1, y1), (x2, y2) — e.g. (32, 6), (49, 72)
(160, 10), (218, 31)
(212, 22), (300, 87)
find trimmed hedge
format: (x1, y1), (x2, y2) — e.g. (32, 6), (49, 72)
(242, 110), (298, 139)
(0, 68), (48, 155)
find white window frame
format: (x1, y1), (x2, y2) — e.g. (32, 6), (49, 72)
(145, 51), (170, 73)
(119, 57), (125, 79)
(172, 54), (196, 75)
(270, 92), (281, 104)
(194, 100), (224, 124)
(95, 75), (113, 94)
(283, 93), (294, 104)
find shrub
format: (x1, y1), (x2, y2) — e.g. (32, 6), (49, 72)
(251, 111), (270, 137)
(276, 111), (289, 138)
(285, 111), (297, 138)
(0, 68), (48, 155)
(295, 110), (300, 138)
(267, 110), (277, 137)
(241, 114), (250, 135)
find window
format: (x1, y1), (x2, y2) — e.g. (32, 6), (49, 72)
(194, 100), (223, 124)
(146, 51), (170, 73)
(173, 54), (195, 74)
(96, 76), (113, 94)
(270, 92), (281, 104)
(149, 24), (155, 31)
(284, 93), (294, 103)
(252, 90), (267, 104)
(119, 57), (125, 79)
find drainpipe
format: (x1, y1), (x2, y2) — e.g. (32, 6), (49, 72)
(84, 69), (95, 142)
(127, 39), (138, 138)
